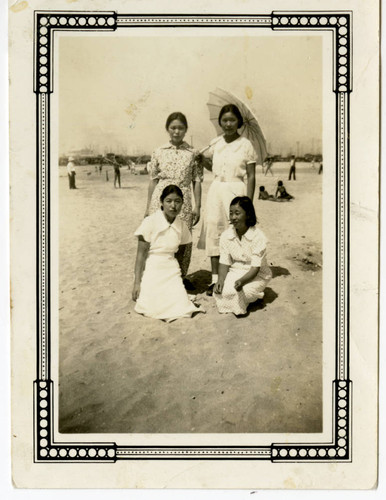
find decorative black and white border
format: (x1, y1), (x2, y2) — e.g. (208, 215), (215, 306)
(34, 10), (352, 462)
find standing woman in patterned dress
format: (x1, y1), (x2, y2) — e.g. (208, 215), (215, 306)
(144, 112), (203, 285)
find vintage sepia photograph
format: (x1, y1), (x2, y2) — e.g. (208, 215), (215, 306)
(56, 32), (324, 434)
(8, 0), (380, 490)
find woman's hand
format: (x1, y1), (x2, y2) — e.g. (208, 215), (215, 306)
(234, 280), (244, 291)
(132, 282), (141, 301)
(214, 280), (224, 294)
(192, 208), (200, 226)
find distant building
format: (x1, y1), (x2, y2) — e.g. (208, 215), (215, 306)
(65, 148), (96, 159)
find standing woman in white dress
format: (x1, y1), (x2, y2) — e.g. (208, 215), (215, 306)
(132, 185), (204, 322)
(214, 196), (272, 316)
(198, 104), (257, 295)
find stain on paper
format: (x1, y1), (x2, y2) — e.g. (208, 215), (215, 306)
(10, 1), (28, 13)
(270, 376), (281, 392)
(284, 477), (297, 489)
(245, 86), (253, 100)
(124, 91), (151, 129)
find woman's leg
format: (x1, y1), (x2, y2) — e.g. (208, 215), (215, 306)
(177, 242), (192, 279)
(211, 256), (219, 275)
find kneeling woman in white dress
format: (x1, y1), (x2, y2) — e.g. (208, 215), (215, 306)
(214, 196), (272, 316)
(132, 184), (204, 322)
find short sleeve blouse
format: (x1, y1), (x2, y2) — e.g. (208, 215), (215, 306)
(219, 225), (268, 268)
(135, 210), (192, 254)
(207, 136), (257, 181)
(147, 142), (203, 186)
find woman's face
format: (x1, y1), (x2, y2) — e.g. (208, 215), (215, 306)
(161, 192), (183, 222)
(167, 119), (187, 145)
(229, 203), (248, 231)
(220, 111), (239, 136)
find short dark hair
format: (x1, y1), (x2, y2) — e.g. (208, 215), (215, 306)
(165, 112), (188, 130)
(259, 185), (265, 192)
(278, 180), (283, 186)
(218, 104), (244, 129)
(230, 196), (257, 227)
(160, 184), (184, 203)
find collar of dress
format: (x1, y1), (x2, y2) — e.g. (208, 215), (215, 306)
(211, 135), (243, 147)
(225, 225), (255, 241)
(155, 209), (182, 235)
(159, 141), (192, 151)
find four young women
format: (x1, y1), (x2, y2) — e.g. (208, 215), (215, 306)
(132, 105), (271, 320)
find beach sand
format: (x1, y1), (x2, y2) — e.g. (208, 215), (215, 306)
(58, 162), (323, 434)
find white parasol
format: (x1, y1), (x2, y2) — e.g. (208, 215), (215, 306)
(204, 87), (267, 164)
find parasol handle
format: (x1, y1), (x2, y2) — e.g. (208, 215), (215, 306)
(199, 144), (211, 154)
(198, 135), (223, 155)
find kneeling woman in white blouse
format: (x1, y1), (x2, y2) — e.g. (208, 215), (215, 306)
(214, 196), (272, 316)
(132, 184), (204, 322)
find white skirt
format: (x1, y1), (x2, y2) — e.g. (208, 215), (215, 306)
(214, 266), (271, 315)
(135, 253), (201, 322)
(200, 180), (246, 256)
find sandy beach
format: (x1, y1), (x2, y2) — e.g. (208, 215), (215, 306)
(58, 162), (322, 434)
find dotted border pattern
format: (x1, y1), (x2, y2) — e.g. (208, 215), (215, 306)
(272, 12), (352, 93)
(34, 12), (352, 94)
(34, 380), (117, 462)
(272, 381), (352, 462)
(34, 11), (117, 94)
(34, 10), (353, 462)
(34, 380), (351, 461)
(37, 93), (48, 380)
(117, 448), (272, 459)
(116, 14), (271, 27)
(337, 92), (350, 380)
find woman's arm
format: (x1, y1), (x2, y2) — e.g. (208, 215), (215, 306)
(234, 267), (260, 291)
(175, 244), (188, 273)
(144, 178), (159, 217)
(246, 163), (256, 200)
(132, 237), (150, 301)
(192, 180), (201, 226)
(214, 263), (230, 294)
(195, 151), (212, 172)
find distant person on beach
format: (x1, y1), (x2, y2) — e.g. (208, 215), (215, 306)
(198, 104), (257, 296)
(99, 161), (103, 175)
(112, 157), (121, 188)
(144, 112), (202, 288)
(275, 180), (294, 201)
(67, 157), (76, 189)
(288, 154), (296, 180)
(318, 162), (323, 175)
(132, 185), (204, 322)
(213, 196), (272, 316)
(264, 156), (273, 176)
(258, 185), (274, 200)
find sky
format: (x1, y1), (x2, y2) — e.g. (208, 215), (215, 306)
(58, 31), (322, 158)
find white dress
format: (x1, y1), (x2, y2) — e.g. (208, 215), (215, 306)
(134, 210), (202, 321)
(214, 225), (272, 315)
(199, 136), (257, 256)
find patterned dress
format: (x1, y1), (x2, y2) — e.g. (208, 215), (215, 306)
(148, 141), (203, 276)
(199, 136), (257, 256)
(214, 225), (272, 315)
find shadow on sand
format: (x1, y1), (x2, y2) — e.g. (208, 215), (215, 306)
(185, 269), (280, 315)
(270, 266), (290, 278)
(185, 269), (212, 295)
